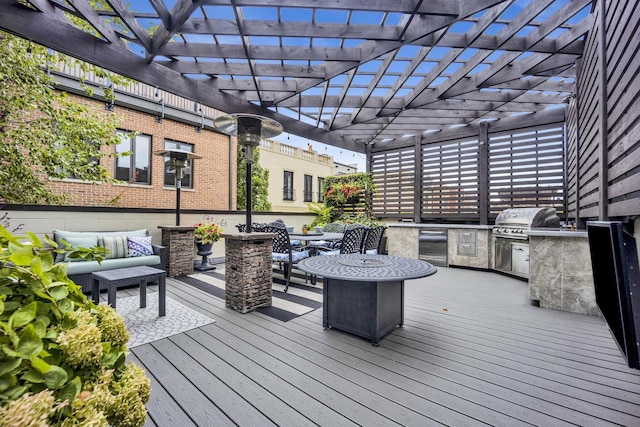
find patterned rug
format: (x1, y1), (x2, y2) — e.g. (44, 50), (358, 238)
(116, 292), (215, 348)
(175, 267), (323, 322)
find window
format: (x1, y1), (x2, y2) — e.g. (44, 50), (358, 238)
(317, 177), (325, 202)
(304, 174), (313, 202)
(58, 142), (99, 180)
(163, 140), (194, 189)
(115, 131), (151, 184)
(283, 171), (294, 200)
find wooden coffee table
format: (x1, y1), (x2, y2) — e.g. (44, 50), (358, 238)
(91, 266), (167, 316)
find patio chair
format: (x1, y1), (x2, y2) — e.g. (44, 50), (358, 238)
(263, 221), (311, 293)
(362, 225), (386, 254)
(235, 223), (267, 232)
(318, 224), (369, 255)
(309, 222), (347, 249)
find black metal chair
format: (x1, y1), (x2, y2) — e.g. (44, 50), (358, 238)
(318, 224), (369, 255)
(263, 221), (311, 292)
(362, 225), (386, 254)
(235, 223), (267, 232)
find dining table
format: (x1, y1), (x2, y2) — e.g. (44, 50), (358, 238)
(288, 232), (344, 242)
(297, 254), (437, 345)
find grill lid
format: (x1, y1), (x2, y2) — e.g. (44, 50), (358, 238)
(494, 207), (560, 228)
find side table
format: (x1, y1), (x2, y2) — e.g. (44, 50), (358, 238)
(91, 266), (167, 316)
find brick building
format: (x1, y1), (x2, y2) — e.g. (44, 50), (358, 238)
(45, 91), (236, 211)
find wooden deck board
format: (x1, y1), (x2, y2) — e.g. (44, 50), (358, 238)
(133, 343), (236, 426)
(113, 266), (640, 427)
(128, 353), (198, 427)
(282, 312), (628, 426)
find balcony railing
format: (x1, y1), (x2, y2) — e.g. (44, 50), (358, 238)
(283, 188), (295, 201)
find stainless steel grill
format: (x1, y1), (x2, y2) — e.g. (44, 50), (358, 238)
(493, 207), (560, 279)
(493, 207), (560, 240)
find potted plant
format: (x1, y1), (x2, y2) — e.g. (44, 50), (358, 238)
(193, 222), (223, 252)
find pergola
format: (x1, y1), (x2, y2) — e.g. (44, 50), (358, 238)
(0, 0), (591, 154)
(3, 3), (640, 424)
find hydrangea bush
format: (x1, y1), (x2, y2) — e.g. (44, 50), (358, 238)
(0, 225), (150, 427)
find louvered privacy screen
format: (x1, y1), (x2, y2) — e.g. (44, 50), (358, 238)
(371, 123), (565, 222)
(371, 148), (416, 217)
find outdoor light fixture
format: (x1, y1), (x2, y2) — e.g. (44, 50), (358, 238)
(154, 148), (202, 226)
(214, 114), (283, 232)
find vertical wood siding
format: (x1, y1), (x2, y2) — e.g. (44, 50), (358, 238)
(571, 0), (640, 220)
(604, 1), (640, 217)
(575, 3), (601, 219)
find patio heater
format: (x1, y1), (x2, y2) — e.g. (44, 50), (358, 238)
(153, 148), (202, 226)
(214, 114), (283, 232)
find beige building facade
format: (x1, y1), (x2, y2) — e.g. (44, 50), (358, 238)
(258, 140), (334, 212)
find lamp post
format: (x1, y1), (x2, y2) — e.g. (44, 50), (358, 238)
(214, 114), (283, 232)
(154, 149), (202, 226)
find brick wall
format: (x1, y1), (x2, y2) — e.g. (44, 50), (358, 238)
(45, 93), (236, 210)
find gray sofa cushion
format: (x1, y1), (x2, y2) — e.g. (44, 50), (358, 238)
(65, 255), (162, 275)
(53, 229), (148, 262)
(62, 235), (99, 262)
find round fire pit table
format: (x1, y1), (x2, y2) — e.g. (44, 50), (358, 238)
(297, 254), (437, 345)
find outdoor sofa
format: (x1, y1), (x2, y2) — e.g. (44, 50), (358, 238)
(52, 229), (166, 293)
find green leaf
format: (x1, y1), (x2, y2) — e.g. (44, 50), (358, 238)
(21, 368), (45, 383)
(1, 344), (20, 358)
(29, 354), (51, 374)
(18, 324), (43, 357)
(8, 243), (34, 266)
(43, 365), (67, 389)
(49, 284), (69, 301)
(57, 299), (73, 314)
(5, 384), (28, 400)
(0, 358), (22, 376)
(9, 301), (37, 329)
(32, 319), (47, 337)
(0, 373), (17, 392)
(58, 376), (81, 403)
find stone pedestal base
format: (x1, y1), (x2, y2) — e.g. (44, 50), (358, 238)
(222, 231), (274, 313)
(159, 225), (196, 277)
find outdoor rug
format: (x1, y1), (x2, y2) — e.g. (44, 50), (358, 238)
(116, 293), (215, 348)
(176, 268), (323, 322)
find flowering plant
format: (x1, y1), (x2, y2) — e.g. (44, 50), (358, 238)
(325, 182), (363, 205)
(0, 226), (150, 427)
(194, 222), (223, 245)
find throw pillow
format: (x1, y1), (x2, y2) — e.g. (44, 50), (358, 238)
(128, 236), (154, 257)
(62, 236), (99, 262)
(99, 235), (129, 259)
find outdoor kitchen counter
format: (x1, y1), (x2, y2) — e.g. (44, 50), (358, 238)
(528, 229), (597, 316)
(529, 228), (588, 238)
(387, 223), (493, 269)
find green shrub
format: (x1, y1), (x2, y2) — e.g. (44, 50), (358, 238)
(0, 225), (150, 427)
(306, 202), (334, 228)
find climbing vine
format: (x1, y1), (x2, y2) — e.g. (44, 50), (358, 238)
(322, 173), (376, 222)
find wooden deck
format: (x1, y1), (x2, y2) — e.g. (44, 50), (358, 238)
(118, 267), (640, 426)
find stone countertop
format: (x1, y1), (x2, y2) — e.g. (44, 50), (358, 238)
(528, 228), (588, 238)
(387, 223), (493, 230)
